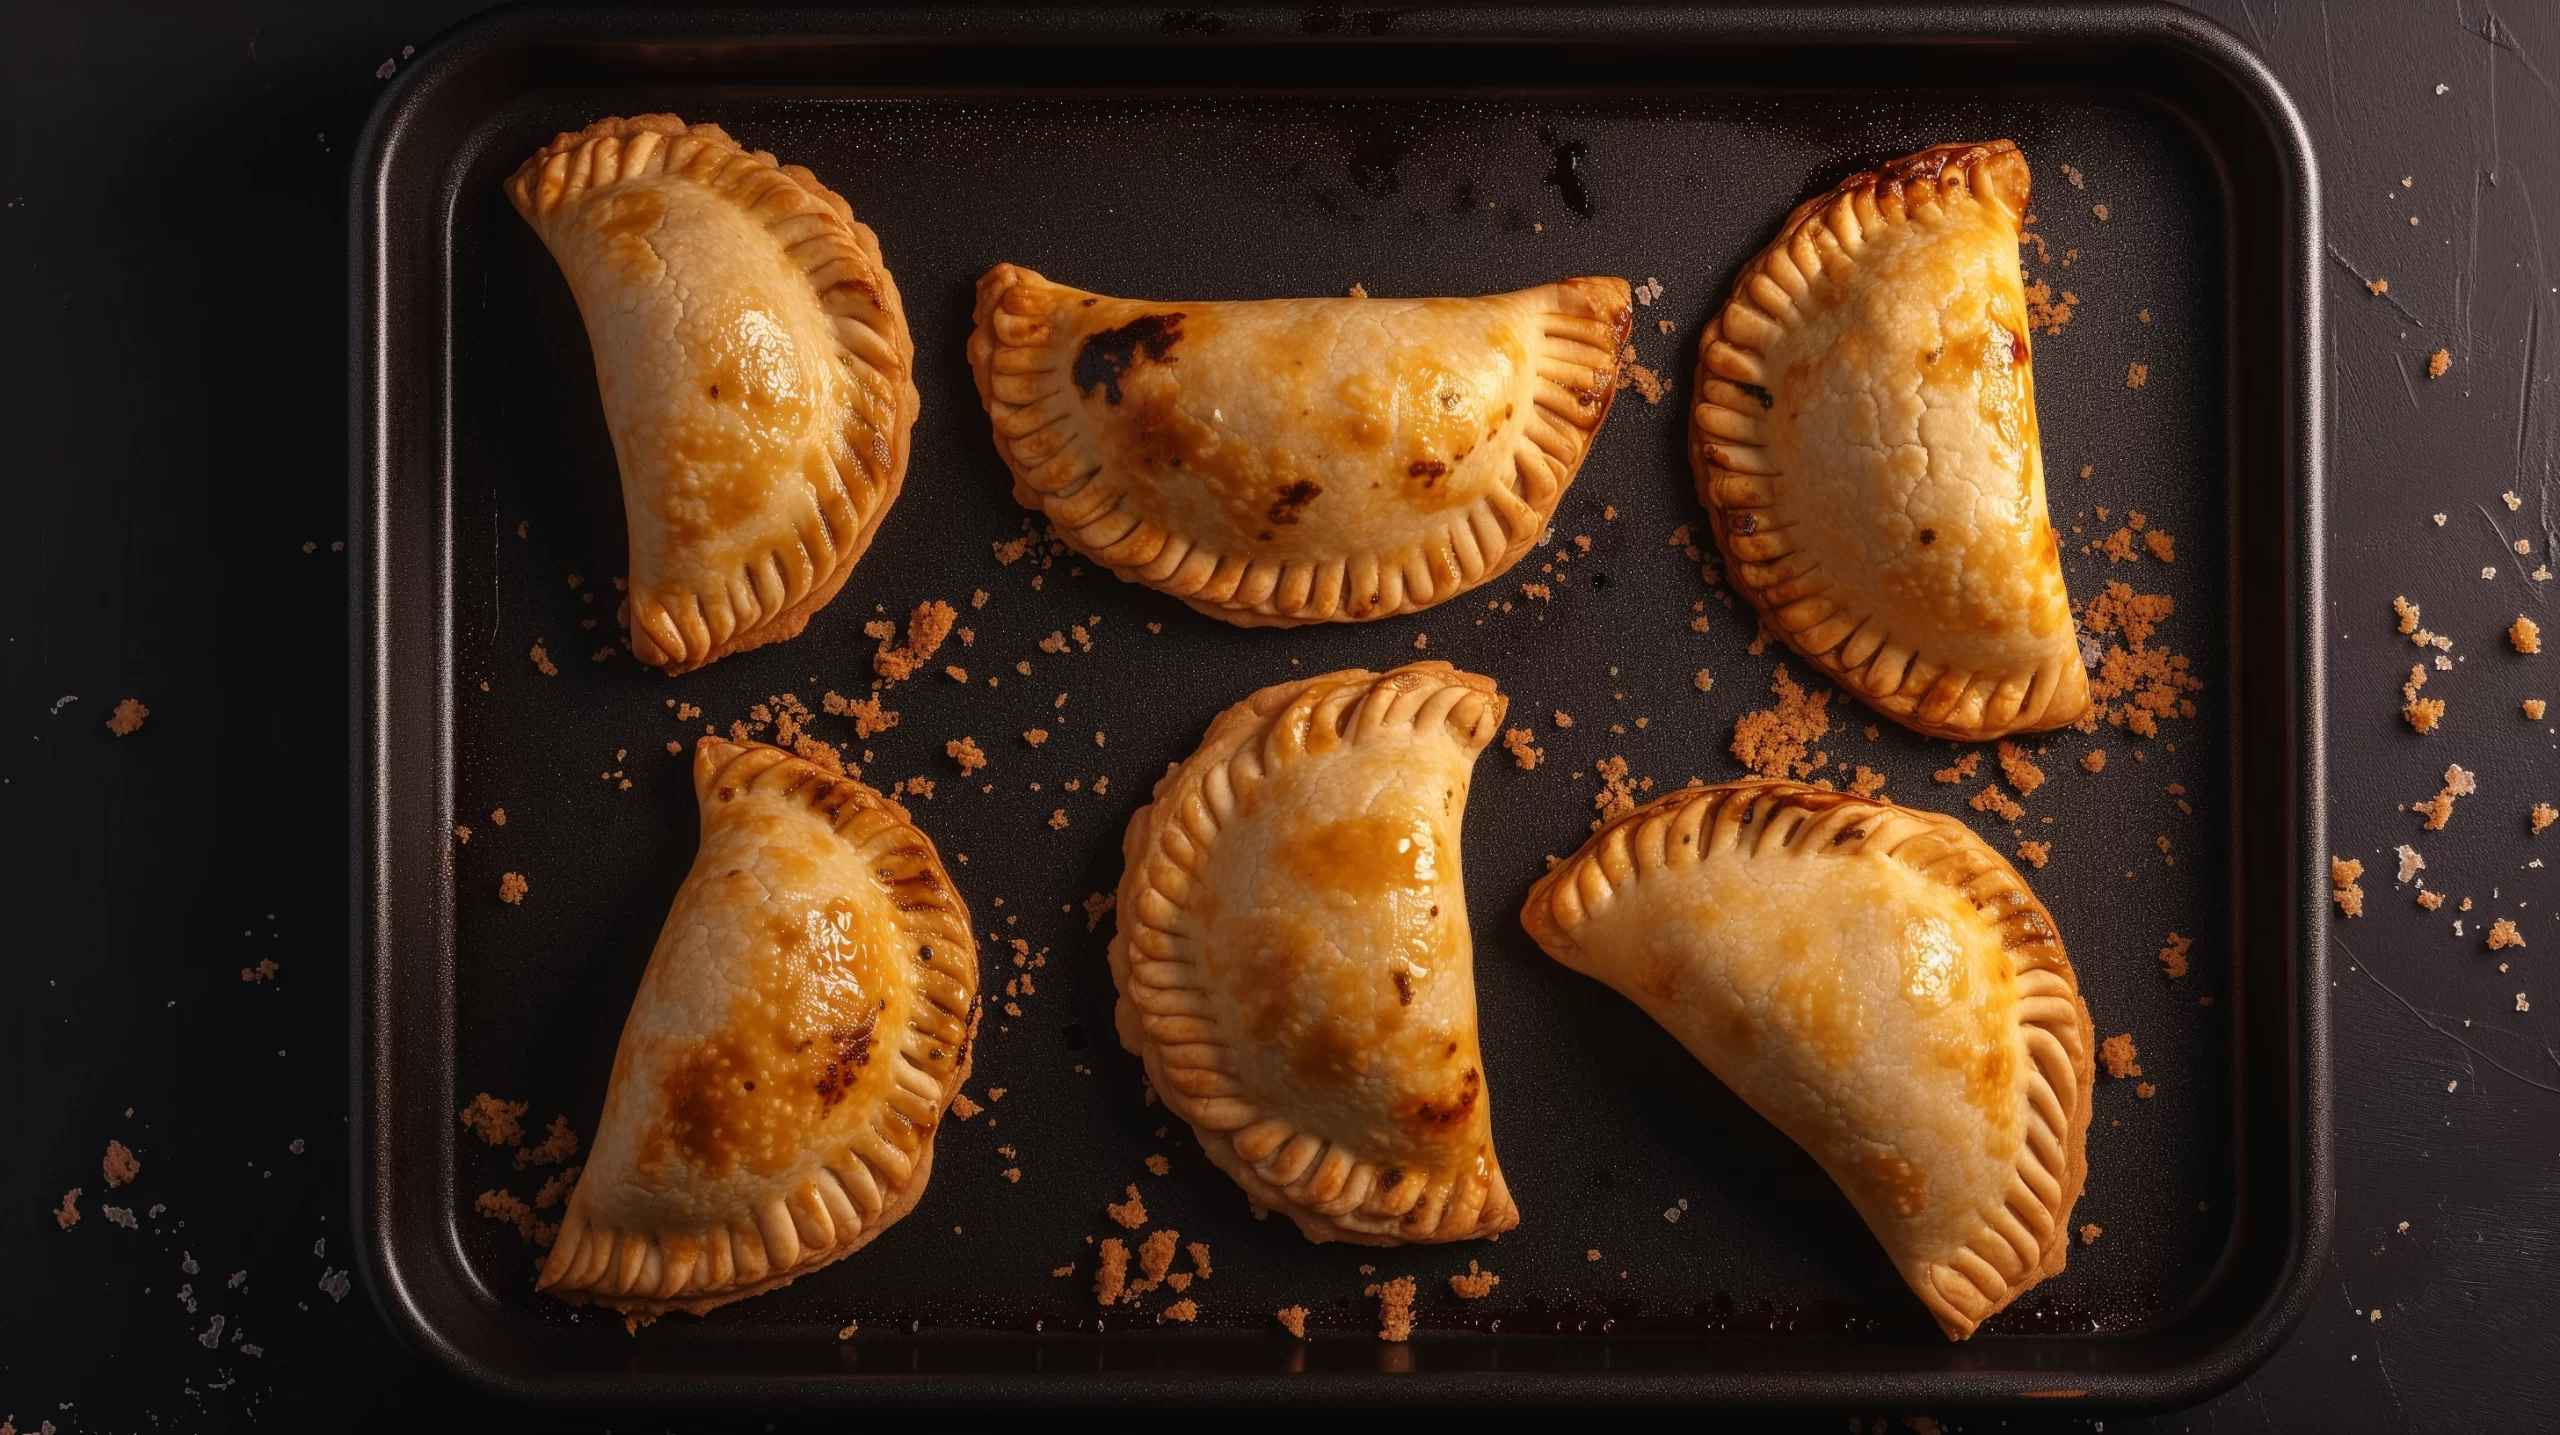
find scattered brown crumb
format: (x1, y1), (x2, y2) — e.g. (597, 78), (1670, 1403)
(2402, 665), (2445, 733)
(2533, 803), (2557, 834)
(1188, 1241), (1212, 1278)
(458, 1093), (527, 1146)
(2158, 932), (2191, 979)
(529, 642), (558, 676)
(950, 1094), (983, 1121)
(1590, 755), (1639, 825)
(2369, 277), (2389, 295)
(2331, 856), (2366, 917)
(56, 1187), (82, 1229)
(2418, 890), (2445, 910)
(103, 1141), (140, 1188)
(104, 698), (148, 736)
(474, 1188), (554, 1244)
(1730, 664), (1831, 779)
(870, 600), (959, 681)
(2427, 348), (2451, 379)
(1692, 667), (1715, 694)
(1085, 891), (1116, 930)
(1449, 1261), (1500, 1299)
(2527, 699), (2548, 720)
(1095, 1238), (1129, 1305)
(514, 1115), (578, 1168)
(1048, 808), (1069, 830)
(2413, 763), (2477, 830)
(2024, 279), (2075, 334)
(945, 736), (988, 774)
(1277, 1305), (1309, 1338)
(1106, 1184), (1147, 1230)
(240, 957), (280, 983)
(2488, 919), (2527, 950)
(1969, 784), (2025, 823)
(1160, 1299), (1199, 1324)
(1934, 751), (1982, 784)
(1586, 1248), (1602, 1262)
(2082, 749), (2108, 774)
(1502, 728), (1545, 770)
(1521, 582), (1552, 602)
(2512, 615), (2543, 654)
(2394, 595), (2421, 635)
(2144, 530), (2176, 562)
(2076, 582), (2201, 737)
(2080, 1223), (2103, 1245)
(1023, 728), (1050, 748)
(945, 665), (968, 684)
(1996, 740), (2047, 796)
(2136, 1081), (2157, 1099)
(1847, 765), (1888, 798)
(2126, 362), (2149, 389)
(831, 692), (899, 739)
(2097, 526), (2141, 563)
(1370, 1274), (1417, 1342)
(1144, 1154), (1170, 1176)
(454, 824), (472, 844)
(2099, 1033), (2142, 1079)
(533, 1166), (581, 1209)
(2015, 840), (2051, 869)
(498, 872), (529, 905)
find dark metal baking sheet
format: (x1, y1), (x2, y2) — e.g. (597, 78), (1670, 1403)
(354, 2), (2327, 1413)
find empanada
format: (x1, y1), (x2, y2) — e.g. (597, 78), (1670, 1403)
(538, 738), (977, 1315)
(1691, 141), (2089, 739)
(1520, 781), (2094, 1339)
(969, 267), (1631, 626)
(507, 115), (918, 675)
(1108, 663), (1516, 1243)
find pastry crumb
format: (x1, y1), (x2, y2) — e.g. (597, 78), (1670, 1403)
(2412, 763), (2476, 830)
(945, 736), (988, 774)
(2395, 843), (2426, 883)
(2331, 856), (2366, 916)
(950, 1094), (982, 1120)
(1969, 784), (2025, 823)
(1085, 891), (1117, 930)
(1370, 1274), (1417, 1342)
(1095, 1238), (1129, 1305)
(1730, 664), (1831, 780)
(515, 1115), (578, 1168)
(529, 642), (558, 676)
(2080, 1223), (2103, 1245)
(103, 1140), (141, 1187)
(2099, 1033), (2142, 1079)
(2427, 348), (2451, 379)
(1144, 1153), (1170, 1176)
(2512, 615), (2543, 654)
(1847, 765), (1888, 798)
(1554, 710), (1574, 729)
(1160, 1298), (1198, 1323)
(2393, 595), (2420, 635)
(1188, 1240), (1212, 1278)
(1503, 728), (1544, 770)
(2082, 749), (2107, 773)
(2532, 802), (2557, 834)
(1934, 751), (1982, 784)
(498, 872), (529, 905)
(1692, 666), (1715, 694)
(1106, 1183), (1148, 1230)
(2158, 932), (2191, 979)
(105, 698), (149, 736)
(2487, 918), (2526, 950)
(2527, 699), (2548, 720)
(1996, 740), (2046, 796)
(1449, 1260), (1500, 1299)
(458, 1093), (527, 1146)
(2402, 664), (2445, 733)
(2418, 890), (2445, 910)
(1277, 1305), (1309, 1338)
(2126, 362), (2149, 389)
(2014, 840), (2051, 869)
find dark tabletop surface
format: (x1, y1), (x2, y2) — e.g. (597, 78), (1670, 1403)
(4, 1), (2553, 1430)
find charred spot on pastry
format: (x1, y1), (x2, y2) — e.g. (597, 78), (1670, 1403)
(1734, 381), (1774, 409)
(1381, 1166), (1406, 1189)
(1392, 969), (1415, 1006)
(1408, 458), (1448, 485)
(1404, 1067), (1481, 1128)
(1072, 312), (1186, 405)
(1733, 512), (1759, 536)
(707, 383), (721, 400)
(2008, 331), (2028, 365)
(1919, 528), (1937, 545)
(1833, 826), (1867, 845)
(814, 1009), (879, 1107)
(1267, 479), (1323, 526)
(718, 786), (736, 801)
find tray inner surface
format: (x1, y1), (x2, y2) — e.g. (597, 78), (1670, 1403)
(425, 64), (2262, 1381)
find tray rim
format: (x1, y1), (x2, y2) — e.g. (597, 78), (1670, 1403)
(351, 0), (2330, 1412)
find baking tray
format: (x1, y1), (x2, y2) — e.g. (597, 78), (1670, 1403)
(353, 1), (2327, 1413)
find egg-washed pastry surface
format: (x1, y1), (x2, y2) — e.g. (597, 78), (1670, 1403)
(1691, 140), (2088, 739)
(507, 114), (918, 675)
(1108, 663), (1517, 1243)
(970, 266), (1631, 626)
(538, 738), (976, 1315)
(1521, 780), (2094, 1339)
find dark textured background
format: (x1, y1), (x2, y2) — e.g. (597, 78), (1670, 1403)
(3, 1), (2552, 1430)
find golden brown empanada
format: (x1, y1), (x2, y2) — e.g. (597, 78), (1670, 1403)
(1691, 141), (2089, 739)
(969, 267), (1631, 626)
(1108, 663), (1516, 1243)
(507, 115), (918, 675)
(538, 738), (977, 1315)
(1521, 781), (2094, 1339)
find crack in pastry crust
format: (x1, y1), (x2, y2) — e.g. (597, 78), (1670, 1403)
(1108, 663), (1518, 1243)
(538, 738), (976, 1315)
(1691, 141), (2090, 739)
(1521, 781), (2094, 1339)
(507, 115), (919, 674)
(970, 267), (1631, 626)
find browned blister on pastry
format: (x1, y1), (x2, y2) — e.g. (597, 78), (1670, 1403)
(1692, 142), (2088, 738)
(1108, 664), (1517, 1243)
(970, 267), (1631, 626)
(539, 738), (976, 1315)
(507, 115), (918, 674)
(1521, 781), (2095, 1339)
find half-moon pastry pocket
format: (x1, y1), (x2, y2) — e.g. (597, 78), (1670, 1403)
(1691, 141), (2088, 739)
(1521, 780), (2095, 1339)
(970, 266), (1631, 626)
(538, 738), (976, 1315)
(507, 115), (919, 675)
(1108, 662), (1517, 1244)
